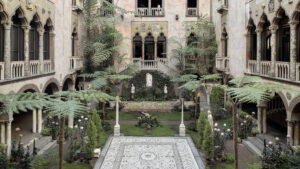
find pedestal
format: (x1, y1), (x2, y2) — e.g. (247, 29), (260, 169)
(179, 124), (186, 137)
(114, 125), (120, 136)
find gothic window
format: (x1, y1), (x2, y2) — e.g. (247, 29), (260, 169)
(43, 24), (50, 60)
(72, 30), (78, 56)
(187, 0), (197, 8)
(29, 17), (39, 60)
(277, 11), (290, 62)
(250, 25), (257, 60)
(138, 0), (148, 7)
(261, 20), (271, 61)
(187, 33), (197, 59)
(297, 24), (300, 62)
(144, 33), (154, 60)
(221, 30), (228, 57)
(11, 10), (24, 61)
(157, 33), (166, 58)
(151, 0), (162, 8)
(133, 33), (142, 58)
(0, 17), (4, 62)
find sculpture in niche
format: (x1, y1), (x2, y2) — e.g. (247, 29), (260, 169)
(164, 84), (168, 94)
(26, 0), (33, 10)
(146, 73), (153, 87)
(268, 0), (274, 13)
(131, 84), (135, 94)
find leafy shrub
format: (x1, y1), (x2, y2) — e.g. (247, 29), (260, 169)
(0, 146), (8, 169)
(187, 123), (197, 132)
(41, 127), (51, 136)
(136, 112), (159, 128)
(31, 149), (59, 169)
(197, 111), (207, 145)
(91, 110), (104, 147)
(224, 153), (234, 163)
(202, 121), (214, 160)
(86, 120), (97, 159)
(210, 87), (224, 120)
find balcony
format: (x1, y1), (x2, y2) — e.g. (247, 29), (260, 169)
(29, 60), (39, 75)
(216, 56), (229, 72)
(186, 8), (198, 17)
(72, 0), (83, 12)
(132, 58), (168, 70)
(70, 57), (83, 72)
(247, 60), (300, 83)
(136, 8), (164, 17)
(217, 0), (228, 14)
(11, 61), (24, 79)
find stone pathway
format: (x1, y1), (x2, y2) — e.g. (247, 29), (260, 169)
(94, 136), (205, 169)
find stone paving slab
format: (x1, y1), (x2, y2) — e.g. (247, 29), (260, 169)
(94, 136), (205, 169)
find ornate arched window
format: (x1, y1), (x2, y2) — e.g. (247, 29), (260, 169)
(297, 19), (300, 62)
(157, 33), (166, 58)
(29, 15), (40, 60)
(144, 33), (154, 60)
(11, 9), (25, 61)
(249, 24), (257, 60)
(221, 29), (228, 57)
(133, 33), (142, 58)
(261, 19), (271, 61)
(187, 33), (197, 46)
(43, 23), (50, 60)
(0, 16), (4, 62)
(276, 10), (290, 62)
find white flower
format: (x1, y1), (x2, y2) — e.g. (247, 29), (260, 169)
(241, 123), (244, 126)
(275, 137), (280, 141)
(227, 129), (230, 132)
(74, 125), (78, 128)
(81, 116), (84, 119)
(252, 112), (255, 115)
(268, 141), (273, 145)
(214, 123), (218, 127)
(85, 117), (88, 121)
(243, 120), (247, 123)
(80, 126), (84, 130)
(223, 123), (227, 127)
(78, 119), (81, 122)
(221, 132), (224, 136)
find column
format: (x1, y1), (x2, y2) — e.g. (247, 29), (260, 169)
(290, 21), (298, 81)
(6, 121), (11, 157)
(257, 106), (262, 133)
(23, 26), (30, 76)
(287, 121), (294, 146)
(38, 109), (42, 133)
(142, 40), (145, 60)
(270, 26), (278, 77)
(148, 0), (152, 16)
(294, 122), (300, 146)
(39, 30), (44, 73)
(32, 109), (37, 133)
(179, 98), (185, 137)
(262, 107), (267, 134)
(154, 39), (157, 60)
(114, 96), (120, 136)
(256, 28), (262, 73)
(68, 113), (74, 128)
(0, 123), (5, 144)
(4, 22), (11, 79)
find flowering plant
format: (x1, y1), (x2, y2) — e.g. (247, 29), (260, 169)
(136, 112), (159, 128)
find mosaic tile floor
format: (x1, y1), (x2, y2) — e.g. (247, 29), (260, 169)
(98, 136), (204, 169)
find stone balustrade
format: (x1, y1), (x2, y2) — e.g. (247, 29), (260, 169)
(141, 60), (158, 70)
(261, 61), (271, 76)
(43, 60), (51, 73)
(70, 57), (83, 71)
(11, 61), (24, 79)
(0, 62), (4, 81)
(276, 61), (289, 79)
(297, 63), (300, 81)
(30, 60), (39, 75)
(187, 8), (198, 16)
(157, 58), (168, 65)
(248, 60), (257, 74)
(137, 8), (164, 17)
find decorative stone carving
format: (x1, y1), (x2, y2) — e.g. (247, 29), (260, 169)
(268, 0), (275, 13)
(286, 92), (292, 100)
(26, 0), (33, 10)
(146, 73), (152, 87)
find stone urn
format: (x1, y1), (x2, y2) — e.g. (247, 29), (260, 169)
(146, 125), (152, 135)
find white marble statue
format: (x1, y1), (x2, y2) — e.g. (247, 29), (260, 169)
(146, 73), (153, 87)
(207, 110), (214, 130)
(131, 84), (135, 94)
(164, 84), (168, 94)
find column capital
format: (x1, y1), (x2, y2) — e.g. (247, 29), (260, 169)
(270, 25), (278, 33)
(3, 21), (11, 30)
(38, 30), (44, 36)
(289, 21), (299, 30)
(256, 27), (263, 33)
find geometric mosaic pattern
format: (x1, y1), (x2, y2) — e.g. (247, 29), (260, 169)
(99, 137), (202, 169)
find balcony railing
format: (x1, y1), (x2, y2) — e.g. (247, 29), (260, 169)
(44, 60), (51, 73)
(30, 60), (39, 75)
(136, 8), (164, 17)
(217, 0), (228, 14)
(70, 57), (83, 71)
(157, 58), (168, 65)
(276, 62), (289, 79)
(11, 61), (24, 79)
(297, 63), (300, 81)
(216, 56), (230, 72)
(0, 62), (4, 80)
(186, 8), (198, 17)
(261, 61), (271, 76)
(248, 60), (257, 74)
(141, 60), (158, 70)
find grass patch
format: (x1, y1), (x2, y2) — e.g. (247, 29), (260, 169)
(208, 162), (234, 169)
(99, 131), (109, 147)
(151, 125), (177, 136)
(106, 111), (139, 120)
(187, 130), (201, 149)
(120, 124), (178, 137)
(63, 163), (91, 169)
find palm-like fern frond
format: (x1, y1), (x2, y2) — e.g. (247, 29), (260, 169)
(45, 99), (87, 117)
(172, 74), (198, 82)
(91, 77), (108, 89)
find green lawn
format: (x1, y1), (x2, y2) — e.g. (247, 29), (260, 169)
(120, 124), (178, 137)
(106, 111), (193, 121)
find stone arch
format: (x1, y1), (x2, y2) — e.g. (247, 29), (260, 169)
(11, 6), (28, 26)
(276, 91), (289, 111)
(0, 1), (8, 23)
(289, 95), (300, 114)
(257, 13), (270, 30)
(18, 84), (41, 93)
(44, 18), (54, 32)
(272, 7), (289, 26)
(30, 13), (43, 30)
(42, 78), (61, 93)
